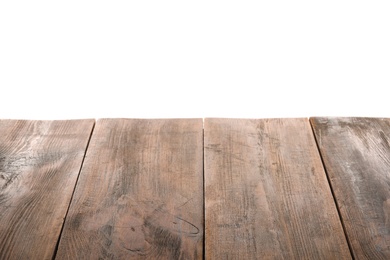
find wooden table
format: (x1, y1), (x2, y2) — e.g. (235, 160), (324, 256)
(1, 118), (389, 259)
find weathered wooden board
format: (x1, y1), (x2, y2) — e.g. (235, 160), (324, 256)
(0, 120), (94, 260)
(204, 118), (351, 259)
(55, 119), (204, 259)
(311, 117), (390, 259)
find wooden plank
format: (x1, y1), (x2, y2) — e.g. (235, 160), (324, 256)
(55, 119), (204, 259)
(0, 119), (94, 260)
(311, 117), (390, 259)
(204, 118), (351, 259)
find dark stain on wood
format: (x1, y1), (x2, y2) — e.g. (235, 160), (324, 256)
(55, 119), (203, 259)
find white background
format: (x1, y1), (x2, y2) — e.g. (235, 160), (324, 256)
(1, 1), (389, 120)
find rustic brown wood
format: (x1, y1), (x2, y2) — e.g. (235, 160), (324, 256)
(204, 118), (351, 259)
(55, 119), (204, 259)
(0, 119), (94, 260)
(311, 117), (390, 259)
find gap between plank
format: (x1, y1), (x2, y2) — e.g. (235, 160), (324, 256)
(51, 121), (96, 260)
(309, 119), (355, 260)
(202, 126), (206, 260)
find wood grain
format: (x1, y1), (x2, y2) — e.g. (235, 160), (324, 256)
(204, 118), (351, 259)
(311, 117), (390, 259)
(55, 119), (204, 259)
(0, 119), (94, 260)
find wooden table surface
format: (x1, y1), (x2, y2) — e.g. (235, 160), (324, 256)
(0, 118), (389, 259)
